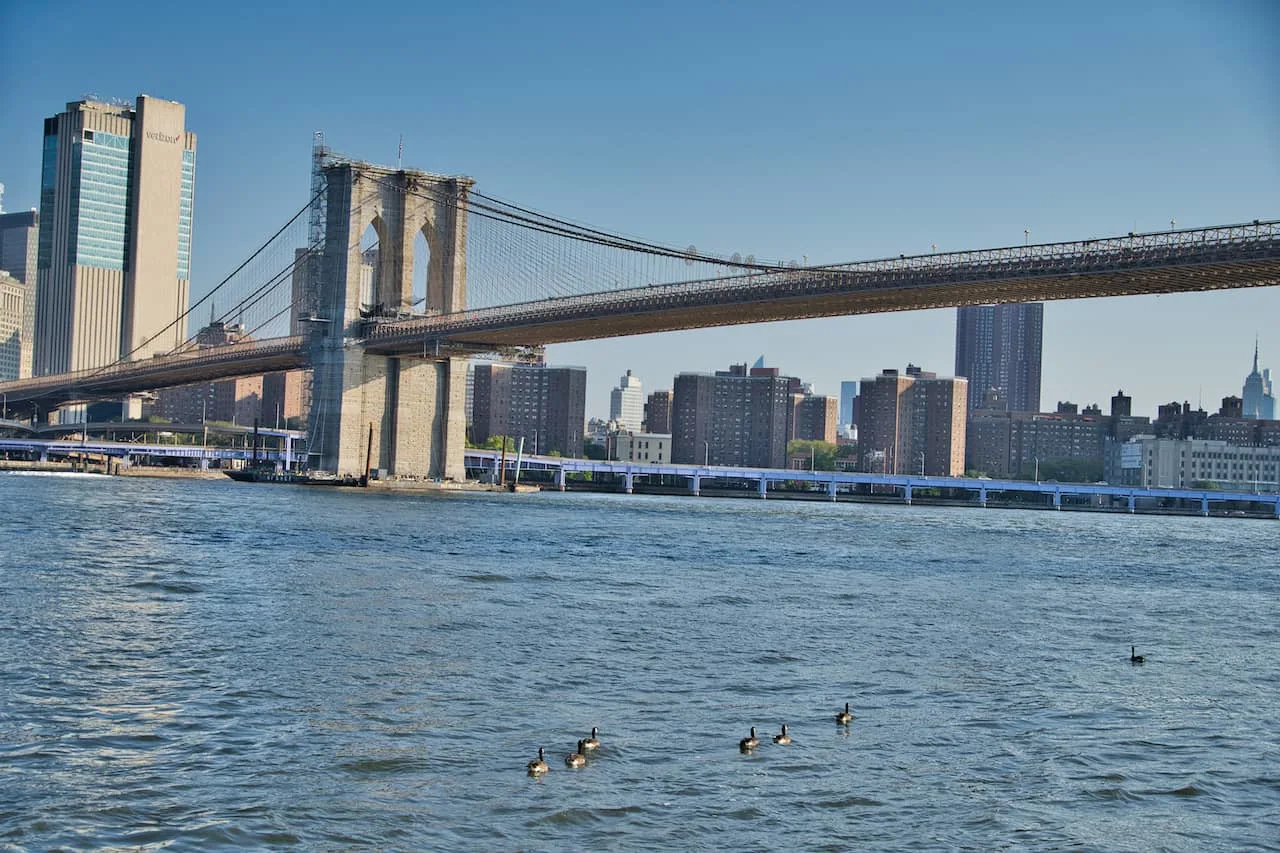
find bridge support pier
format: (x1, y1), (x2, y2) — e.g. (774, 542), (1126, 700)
(690, 474), (701, 496)
(308, 161), (473, 480)
(757, 477), (768, 499)
(556, 467), (565, 492)
(1127, 493), (1136, 514)
(979, 485), (987, 507)
(828, 480), (838, 501)
(624, 471), (634, 494)
(1201, 496), (1210, 517)
(904, 484), (913, 505)
(1053, 490), (1062, 510)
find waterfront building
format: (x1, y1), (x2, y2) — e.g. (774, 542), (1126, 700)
(954, 303), (1043, 413)
(1112, 437), (1280, 492)
(671, 363), (797, 468)
(965, 402), (1107, 479)
(34, 96), (196, 379)
(1242, 342), (1276, 420)
(857, 364), (967, 476)
(644, 389), (672, 434)
(0, 272), (24, 381)
(0, 210), (38, 377)
(613, 431), (671, 463)
(610, 369), (644, 431)
(471, 362), (586, 457)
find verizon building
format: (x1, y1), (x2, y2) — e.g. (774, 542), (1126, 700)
(34, 95), (196, 379)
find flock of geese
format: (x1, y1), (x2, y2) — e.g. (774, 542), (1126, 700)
(527, 705), (856, 775)
(526, 649), (1147, 775)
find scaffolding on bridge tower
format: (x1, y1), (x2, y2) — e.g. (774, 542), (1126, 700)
(306, 131), (331, 324)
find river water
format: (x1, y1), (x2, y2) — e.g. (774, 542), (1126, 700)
(1, 472), (1277, 851)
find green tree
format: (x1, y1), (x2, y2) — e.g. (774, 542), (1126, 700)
(787, 440), (838, 471)
(582, 440), (607, 460)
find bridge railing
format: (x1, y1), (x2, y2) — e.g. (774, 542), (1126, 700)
(366, 220), (1279, 343)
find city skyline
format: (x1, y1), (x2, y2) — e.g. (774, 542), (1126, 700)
(0, 0), (1276, 420)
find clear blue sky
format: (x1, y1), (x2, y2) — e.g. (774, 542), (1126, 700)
(2, 0), (1277, 419)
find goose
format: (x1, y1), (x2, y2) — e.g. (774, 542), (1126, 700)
(582, 727), (600, 752)
(1130, 646), (1145, 664)
(772, 723), (792, 745)
(526, 747), (549, 776)
(565, 740), (587, 768)
(836, 702), (854, 725)
(739, 726), (760, 752)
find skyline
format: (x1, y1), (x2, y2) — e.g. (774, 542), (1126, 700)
(1, 0), (1276, 418)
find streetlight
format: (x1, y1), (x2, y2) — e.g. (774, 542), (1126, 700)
(919, 451), (925, 477)
(703, 441), (709, 467)
(1034, 456), (1040, 483)
(533, 429), (539, 456)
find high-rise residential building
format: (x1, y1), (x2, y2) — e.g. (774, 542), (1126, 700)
(954, 303), (1043, 413)
(609, 369), (644, 430)
(1242, 341), (1276, 420)
(471, 362), (586, 457)
(0, 272), (24, 382)
(644, 389), (672, 434)
(34, 95), (197, 378)
(791, 392), (838, 443)
(671, 363), (797, 468)
(0, 210), (38, 377)
(856, 364), (967, 476)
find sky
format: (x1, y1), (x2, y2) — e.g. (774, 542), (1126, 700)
(1, 0), (1277, 420)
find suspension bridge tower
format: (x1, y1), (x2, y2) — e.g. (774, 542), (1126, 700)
(308, 160), (474, 479)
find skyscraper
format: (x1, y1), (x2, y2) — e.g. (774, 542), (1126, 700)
(955, 303), (1043, 413)
(1242, 341), (1275, 420)
(839, 380), (858, 430)
(0, 209), (38, 377)
(609, 369), (644, 430)
(34, 95), (196, 378)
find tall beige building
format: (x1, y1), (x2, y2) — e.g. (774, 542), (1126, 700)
(34, 95), (196, 379)
(0, 272), (24, 382)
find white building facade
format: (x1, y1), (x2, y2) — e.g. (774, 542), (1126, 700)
(1122, 437), (1280, 492)
(609, 369), (644, 431)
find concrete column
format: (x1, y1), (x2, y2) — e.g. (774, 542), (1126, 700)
(690, 474), (701, 496)
(979, 485), (987, 507)
(1201, 496), (1209, 517)
(624, 471), (634, 494)
(904, 484), (913, 505)
(1053, 490), (1062, 510)
(827, 480), (838, 501)
(39, 449), (47, 463)
(1128, 493), (1136, 514)
(757, 477), (768, 499)
(556, 466), (566, 492)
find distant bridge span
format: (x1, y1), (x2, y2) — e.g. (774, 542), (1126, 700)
(2, 217), (1277, 437)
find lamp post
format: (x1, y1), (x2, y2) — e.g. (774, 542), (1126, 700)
(919, 451), (925, 477)
(1035, 456), (1040, 483)
(533, 429), (539, 456)
(703, 441), (709, 467)
(810, 445), (816, 472)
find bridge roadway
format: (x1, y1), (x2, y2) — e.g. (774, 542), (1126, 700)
(465, 450), (1280, 518)
(369, 220), (1280, 353)
(2, 220), (1277, 408)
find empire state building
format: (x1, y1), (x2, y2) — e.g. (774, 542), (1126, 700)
(1242, 341), (1276, 420)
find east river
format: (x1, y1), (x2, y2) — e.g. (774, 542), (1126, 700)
(1, 472), (1277, 851)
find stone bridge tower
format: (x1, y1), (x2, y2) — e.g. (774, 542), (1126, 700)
(308, 161), (473, 479)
